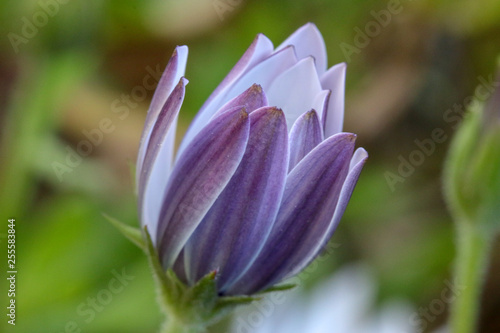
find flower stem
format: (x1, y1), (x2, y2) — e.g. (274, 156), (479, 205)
(450, 220), (492, 333)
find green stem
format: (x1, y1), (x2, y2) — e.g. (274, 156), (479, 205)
(450, 220), (492, 333)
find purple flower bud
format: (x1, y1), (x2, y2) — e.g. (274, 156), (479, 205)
(136, 23), (368, 295)
(483, 73), (500, 128)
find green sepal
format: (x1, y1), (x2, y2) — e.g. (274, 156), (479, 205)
(258, 283), (297, 294)
(140, 226), (265, 332)
(209, 295), (259, 326)
(103, 213), (145, 250)
(142, 226), (183, 317)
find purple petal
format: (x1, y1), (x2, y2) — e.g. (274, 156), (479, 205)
(184, 107), (288, 291)
(136, 46), (188, 184)
(156, 107), (250, 268)
(212, 84), (268, 119)
(321, 62), (346, 137)
(177, 34), (273, 158)
(275, 23), (328, 74)
(288, 109), (324, 171)
(283, 147), (368, 281)
(172, 249), (188, 284)
(138, 77), (187, 242)
(227, 133), (356, 295)
(267, 57), (323, 130)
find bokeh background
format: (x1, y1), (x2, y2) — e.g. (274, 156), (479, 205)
(1, 0), (500, 332)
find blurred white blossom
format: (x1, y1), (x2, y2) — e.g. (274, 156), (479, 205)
(232, 265), (417, 333)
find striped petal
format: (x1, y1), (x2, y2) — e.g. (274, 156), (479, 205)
(275, 23), (328, 74)
(282, 147), (368, 281)
(227, 133), (356, 295)
(288, 109), (324, 171)
(185, 107), (288, 291)
(172, 250), (188, 284)
(212, 84), (268, 119)
(136, 46), (188, 184)
(321, 62), (346, 137)
(267, 57), (323, 130)
(178, 34), (273, 157)
(138, 77), (188, 242)
(156, 107), (250, 268)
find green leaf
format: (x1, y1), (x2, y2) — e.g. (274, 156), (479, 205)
(103, 213), (144, 250)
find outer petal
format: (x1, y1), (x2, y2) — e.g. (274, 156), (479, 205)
(267, 57), (323, 130)
(321, 62), (346, 137)
(156, 107), (250, 268)
(172, 250), (188, 284)
(177, 34), (273, 157)
(227, 133), (356, 295)
(212, 84), (268, 119)
(282, 147), (368, 281)
(138, 77), (187, 242)
(327, 147), (368, 240)
(185, 107), (288, 291)
(275, 22), (328, 74)
(288, 109), (324, 171)
(136, 46), (188, 183)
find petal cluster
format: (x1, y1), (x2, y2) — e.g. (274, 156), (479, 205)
(136, 23), (368, 295)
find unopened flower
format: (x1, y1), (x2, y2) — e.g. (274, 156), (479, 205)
(444, 71), (500, 228)
(136, 23), (367, 296)
(443, 68), (500, 333)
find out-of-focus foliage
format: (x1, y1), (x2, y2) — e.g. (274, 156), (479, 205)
(1, 0), (500, 332)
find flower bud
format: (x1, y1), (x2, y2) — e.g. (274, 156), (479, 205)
(444, 70), (500, 230)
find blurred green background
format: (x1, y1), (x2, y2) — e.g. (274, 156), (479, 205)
(1, 0), (499, 332)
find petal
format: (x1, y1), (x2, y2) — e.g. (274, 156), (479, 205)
(136, 46), (188, 184)
(138, 77), (188, 242)
(267, 57), (323, 130)
(212, 84), (268, 119)
(201, 34), (273, 109)
(172, 249), (188, 284)
(327, 147), (368, 240)
(221, 46), (297, 106)
(227, 133), (356, 295)
(156, 107), (250, 268)
(177, 34), (273, 157)
(288, 109), (324, 171)
(282, 147), (368, 281)
(184, 107), (288, 290)
(321, 62), (346, 137)
(313, 89), (331, 122)
(275, 23), (328, 74)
